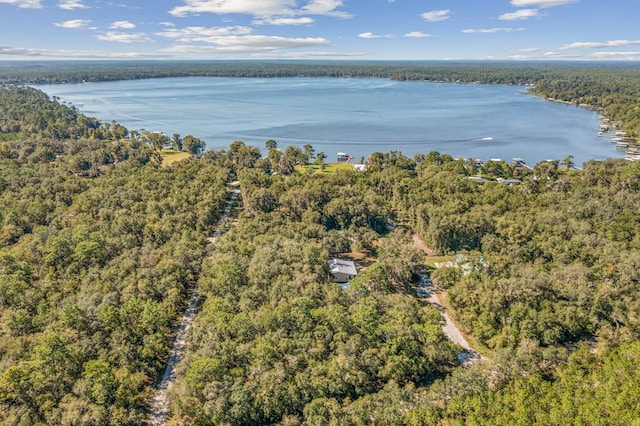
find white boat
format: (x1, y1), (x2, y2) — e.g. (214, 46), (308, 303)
(625, 153), (640, 161)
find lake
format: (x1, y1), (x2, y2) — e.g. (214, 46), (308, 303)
(35, 77), (622, 166)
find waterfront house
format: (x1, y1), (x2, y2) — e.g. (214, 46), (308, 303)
(468, 176), (489, 184)
(496, 178), (522, 186)
(337, 152), (353, 163)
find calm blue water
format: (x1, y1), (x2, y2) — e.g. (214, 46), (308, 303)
(36, 77), (621, 166)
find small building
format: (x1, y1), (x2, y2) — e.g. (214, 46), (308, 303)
(337, 152), (353, 163)
(512, 158), (533, 171)
(468, 176), (489, 184)
(353, 163), (367, 172)
(496, 178), (522, 186)
(329, 258), (358, 283)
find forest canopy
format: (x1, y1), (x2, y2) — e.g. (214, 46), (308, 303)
(1, 66), (640, 424)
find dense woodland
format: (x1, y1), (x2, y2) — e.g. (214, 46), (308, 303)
(0, 85), (231, 424)
(1, 63), (640, 425)
(166, 148), (640, 425)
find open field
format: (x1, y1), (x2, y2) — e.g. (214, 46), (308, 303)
(295, 162), (357, 174)
(160, 149), (190, 165)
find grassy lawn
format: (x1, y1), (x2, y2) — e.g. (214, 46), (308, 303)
(424, 255), (456, 268)
(160, 149), (191, 166)
(295, 162), (356, 174)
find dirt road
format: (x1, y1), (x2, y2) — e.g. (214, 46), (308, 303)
(416, 271), (482, 364)
(412, 233), (483, 365)
(148, 189), (240, 426)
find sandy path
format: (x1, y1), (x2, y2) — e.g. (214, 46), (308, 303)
(416, 271), (482, 364)
(148, 189), (240, 426)
(412, 233), (483, 365)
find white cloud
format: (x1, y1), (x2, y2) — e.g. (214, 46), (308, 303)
(0, 45), (165, 59)
(558, 40), (640, 50)
(253, 17), (314, 25)
(511, 0), (576, 8)
(462, 27), (524, 34)
(543, 51), (580, 58)
(109, 21), (136, 29)
(358, 32), (393, 39)
(96, 32), (154, 43)
(499, 9), (542, 20)
(170, 0), (291, 17)
(519, 47), (541, 52)
(169, 0), (349, 19)
(162, 35), (329, 53)
(0, 46), (44, 56)
(0, 0), (41, 8)
(301, 0), (350, 18)
(254, 50), (367, 58)
(159, 22), (176, 27)
(591, 51), (640, 59)
(58, 0), (88, 10)
(404, 32), (431, 38)
(156, 26), (254, 42)
(421, 9), (450, 22)
(157, 25), (329, 53)
(54, 19), (92, 29)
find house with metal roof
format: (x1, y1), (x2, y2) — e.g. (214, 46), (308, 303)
(329, 258), (358, 283)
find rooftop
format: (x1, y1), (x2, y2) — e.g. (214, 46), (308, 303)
(329, 258), (358, 276)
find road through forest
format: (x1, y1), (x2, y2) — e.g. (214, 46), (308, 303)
(148, 188), (240, 426)
(149, 208), (475, 424)
(413, 234), (483, 364)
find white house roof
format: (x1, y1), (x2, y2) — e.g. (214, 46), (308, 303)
(329, 259), (357, 276)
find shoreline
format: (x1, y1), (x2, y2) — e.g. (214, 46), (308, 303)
(31, 76), (628, 166)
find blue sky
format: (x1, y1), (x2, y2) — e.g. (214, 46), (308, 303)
(1, 0), (638, 61)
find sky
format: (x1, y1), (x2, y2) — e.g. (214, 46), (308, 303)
(0, 0), (639, 61)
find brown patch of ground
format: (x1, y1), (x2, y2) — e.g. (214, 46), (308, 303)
(412, 233), (437, 256)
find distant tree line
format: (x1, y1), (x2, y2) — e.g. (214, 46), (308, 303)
(0, 85), (206, 159)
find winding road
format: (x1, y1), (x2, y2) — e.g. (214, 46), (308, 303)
(148, 188), (240, 426)
(413, 234), (483, 365)
(416, 271), (483, 365)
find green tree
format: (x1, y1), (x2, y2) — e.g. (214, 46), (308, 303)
(142, 131), (169, 150)
(378, 230), (423, 290)
(265, 139), (278, 151)
(182, 134), (205, 155)
(82, 360), (117, 406)
(561, 154), (575, 169)
(303, 144), (315, 164)
(172, 133), (183, 150)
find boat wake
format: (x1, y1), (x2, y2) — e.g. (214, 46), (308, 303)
(227, 133), (496, 146)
